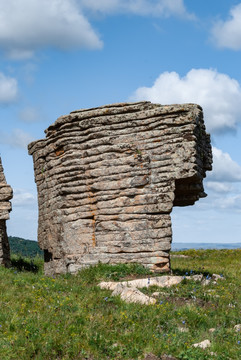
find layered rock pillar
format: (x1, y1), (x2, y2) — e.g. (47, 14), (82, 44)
(0, 157), (13, 266)
(28, 102), (212, 276)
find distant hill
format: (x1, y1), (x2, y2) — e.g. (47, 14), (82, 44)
(172, 242), (241, 251)
(8, 236), (241, 258)
(8, 236), (43, 258)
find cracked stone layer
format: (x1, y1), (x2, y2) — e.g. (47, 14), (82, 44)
(28, 101), (212, 276)
(0, 157), (13, 266)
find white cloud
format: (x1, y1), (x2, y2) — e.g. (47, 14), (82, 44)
(197, 147), (241, 212)
(131, 68), (241, 133)
(208, 147), (241, 182)
(0, 0), (102, 59)
(12, 188), (36, 207)
(211, 3), (241, 50)
(205, 181), (233, 194)
(0, 129), (35, 149)
(213, 194), (241, 211)
(0, 72), (18, 103)
(19, 107), (41, 123)
(79, 0), (194, 18)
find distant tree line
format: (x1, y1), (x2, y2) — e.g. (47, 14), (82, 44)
(8, 236), (43, 258)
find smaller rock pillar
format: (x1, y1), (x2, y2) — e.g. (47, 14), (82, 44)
(0, 157), (13, 266)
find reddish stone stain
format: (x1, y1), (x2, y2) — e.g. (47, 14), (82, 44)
(55, 147), (65, 157)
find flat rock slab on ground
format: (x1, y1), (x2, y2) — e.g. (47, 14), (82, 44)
(99, 274), (225, 305)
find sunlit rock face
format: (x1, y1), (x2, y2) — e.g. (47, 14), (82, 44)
(0, 157), (13, 267)
(28, 102), (212, 276)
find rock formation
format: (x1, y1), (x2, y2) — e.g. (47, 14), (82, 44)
(28, 101), (212, 276)
(0, 157), (13, 266)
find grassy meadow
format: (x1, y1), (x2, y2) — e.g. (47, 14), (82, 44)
(0, 249), (240, 360)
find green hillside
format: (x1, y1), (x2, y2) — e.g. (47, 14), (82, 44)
(8, 236), (43, 258)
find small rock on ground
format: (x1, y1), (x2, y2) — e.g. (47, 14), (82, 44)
(209, 328), (216, 333)
(234, 324), (241, 332)
(193, 339), (211, 349)
(112, 284), (156, 305)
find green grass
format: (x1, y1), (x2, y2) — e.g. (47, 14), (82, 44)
(0, 250), (240, 359)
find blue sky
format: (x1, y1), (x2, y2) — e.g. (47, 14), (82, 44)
(0, 0), (241, 243)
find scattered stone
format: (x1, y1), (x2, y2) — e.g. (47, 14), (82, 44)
(152, 291), (171, 297)
(193, 339), (211, 349)
(112, 283), (156, 305)
(100, 275), (184, 291)
(99, 281), (117, 291)
(234, 324), (241, 332)
(28, 102), (212, 276)
(209, 328), (216, 333)
(212, 274), (225, 281)
(189, 274), (203, 281)
(98, 274), (211, 304)
(0, 157), (13, 267)
(202, 279), (212, 286)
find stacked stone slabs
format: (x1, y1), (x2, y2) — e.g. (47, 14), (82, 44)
(28, 102), (212, 276)
(0, 157), (13, 266)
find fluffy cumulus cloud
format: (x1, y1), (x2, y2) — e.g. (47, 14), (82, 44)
(0, 0), (102, 59)
(0, 0), (194, 59)
(0, 72), (18, 104)
(211, 3), (241, 50)
(202, 147), (241, 211)
(79, 0), (193, 18)
(0, 129), (35, 149)
(131, 68), (241, 133)
(204, 147), (241, 195)
(208, 147), (241, 182)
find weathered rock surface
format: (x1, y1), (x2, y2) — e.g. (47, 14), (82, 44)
(0, 157), (13, 266)
(28, 101), (212, 275)
(112, 283), (156, 305)
(99, 275), (184, 291)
